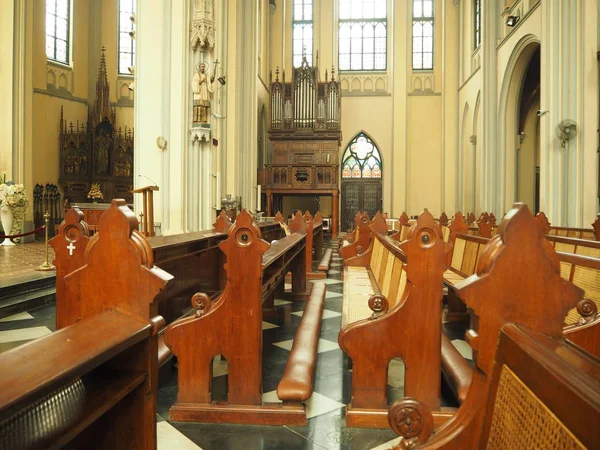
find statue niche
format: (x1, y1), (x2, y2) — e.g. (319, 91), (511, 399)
(59, 46), (134, 203)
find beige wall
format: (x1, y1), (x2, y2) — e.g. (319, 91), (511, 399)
(29, 0), (134, 189)
(269, 0), (458, 220)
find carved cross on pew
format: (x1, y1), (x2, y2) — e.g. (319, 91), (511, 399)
(67, 242), (76, 256)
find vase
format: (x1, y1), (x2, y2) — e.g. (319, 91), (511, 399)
(1, 208), (15, 246)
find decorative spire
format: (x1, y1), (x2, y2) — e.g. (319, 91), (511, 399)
(331, 65), (336, 81)
(275, 66), (280, 83)
(92, 46), (115, 128)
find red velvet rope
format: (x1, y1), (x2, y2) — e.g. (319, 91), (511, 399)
(0, 225), (46, 239)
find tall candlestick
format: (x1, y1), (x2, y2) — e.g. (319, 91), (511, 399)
(257, 185), (262, 212)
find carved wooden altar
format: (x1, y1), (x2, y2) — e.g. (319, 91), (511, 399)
(264, 55), (341, 237)
(59, 47), (134, 204)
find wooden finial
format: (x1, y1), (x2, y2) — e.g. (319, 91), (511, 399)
(535, 211), (551, 235)
(592, 213), (600, 240)
(399, 212), (409, 225)
(213, 210), (233, 233)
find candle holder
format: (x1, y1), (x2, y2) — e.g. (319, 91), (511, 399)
(36, 212), (56, 271)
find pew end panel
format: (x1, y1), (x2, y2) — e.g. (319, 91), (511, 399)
(339, 210), (450, 428)
(164, 210), (316, 425)
(63, 199), (172, 326)
(388, 203), (584, 448)
(50, 206), (92, 329)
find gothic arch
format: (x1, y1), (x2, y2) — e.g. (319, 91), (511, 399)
(340, 131), (383, 231)
(497, 34), (541, 213)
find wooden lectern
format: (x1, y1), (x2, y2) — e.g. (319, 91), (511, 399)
(132, 185), (159, 236)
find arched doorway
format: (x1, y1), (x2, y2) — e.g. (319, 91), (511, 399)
(499, 37), (541, 214)
(340, 132), (383, 231)
(516, 47), (540, 212)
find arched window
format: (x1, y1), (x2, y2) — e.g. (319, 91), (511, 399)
(341, 133), (382, 179)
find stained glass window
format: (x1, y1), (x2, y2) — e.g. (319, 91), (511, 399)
(341, 133), (382, 179)
(119, 0), (136, 74)
(474, 0), (481, 49)
(339, 0), (387, 71)
(412, 0), (434, 70)
(293, 0), (313, 67)
(46, 0), (70, 64)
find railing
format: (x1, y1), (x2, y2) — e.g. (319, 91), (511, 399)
(263, 164), (339, 189)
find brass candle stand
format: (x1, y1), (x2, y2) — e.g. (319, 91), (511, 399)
(36, 212), (55, 271)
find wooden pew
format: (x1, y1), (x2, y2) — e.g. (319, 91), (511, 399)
(387, 203), (599, 449)
(390, 325), (600, 449)
(537, 210), (600, 240)
(53, 202), (285, 365)
(0, 311), (163, 450)
(339, 212), (372, 261)
(289, 211), (325, 279)
(342, 212), (389, 268)
(441, 226), (600, 404)
(163, 210), (326, 425)
(339, 211), (363, 249)
(2, 200), (169, 449)
(339, 210), (451, 428)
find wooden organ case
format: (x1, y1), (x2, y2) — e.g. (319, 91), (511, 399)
(59, 47), (134, 204)
(264, 56), (341, 237)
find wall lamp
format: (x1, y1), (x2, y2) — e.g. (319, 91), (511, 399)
(217, 76), (227, 86)
(269, 0), (276, 11)
(506, 15), (520, 27)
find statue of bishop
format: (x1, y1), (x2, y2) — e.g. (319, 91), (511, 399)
(192, 62), (215, 124)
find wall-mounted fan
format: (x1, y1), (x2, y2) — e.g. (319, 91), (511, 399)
(555, 120), (579, 148)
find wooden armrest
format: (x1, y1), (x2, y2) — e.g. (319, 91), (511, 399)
(441, 335), (474, 404)
(277, 283), (326, 402)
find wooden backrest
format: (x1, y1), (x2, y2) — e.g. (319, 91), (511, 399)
(388, 203), (585, 449)
(449, 234), (489, 276)
(557, 251), (600, 327)
(63, 199), (172, 326)
(547, 235), (600, 258)
(50, 207), (91, 329)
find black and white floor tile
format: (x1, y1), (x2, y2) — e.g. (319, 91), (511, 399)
(2, 238), (471, 450)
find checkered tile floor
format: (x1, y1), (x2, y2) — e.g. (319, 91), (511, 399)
(1, 238), (469, 449)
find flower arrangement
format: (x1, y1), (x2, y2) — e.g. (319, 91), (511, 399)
(0, 172), (29, 242)
(0, 179), (29, 213)
(87, 183), (104, 201)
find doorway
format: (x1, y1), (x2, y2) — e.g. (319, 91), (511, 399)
(516, 47), (540, 213)
(340, 133), (383, 231)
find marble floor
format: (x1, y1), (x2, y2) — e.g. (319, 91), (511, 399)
(0, 238), (470, 450)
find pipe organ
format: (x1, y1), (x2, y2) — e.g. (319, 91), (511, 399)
(263, 56), (341, 237)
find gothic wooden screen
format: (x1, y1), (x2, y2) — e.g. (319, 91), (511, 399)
(341, 133), (383, 231)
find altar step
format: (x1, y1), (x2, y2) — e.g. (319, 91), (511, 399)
(0, 274), (56, 319)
